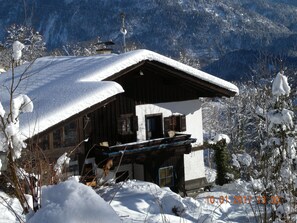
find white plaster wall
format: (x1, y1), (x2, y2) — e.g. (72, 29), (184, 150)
(135, 99), (205, 181)
(184, 150), (205, 180)
(133, 164), (144, 181)
(135, 99), (203, 144)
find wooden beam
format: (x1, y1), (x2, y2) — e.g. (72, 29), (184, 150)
(104, 61), (146, 81)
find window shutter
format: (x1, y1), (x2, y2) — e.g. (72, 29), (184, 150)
(167, 115), (187, 132)
(132, 115), (138, 132)
(164, 117), (171, 136)
(117, 117), (123, 135)
(171, 116), (177, 131)
(118, 114), (137, 135)
(180, 115), (186, 132)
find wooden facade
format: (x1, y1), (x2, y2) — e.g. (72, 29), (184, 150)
(30, 54), (237, 193)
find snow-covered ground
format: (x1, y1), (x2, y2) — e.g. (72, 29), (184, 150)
(98, 179), (257, 223)
(197, 181), (257, 223)
(0, 170), (261, 223)
(0, 191), (25, 223)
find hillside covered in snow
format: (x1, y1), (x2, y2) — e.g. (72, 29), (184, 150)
(1, 0), (297, 80)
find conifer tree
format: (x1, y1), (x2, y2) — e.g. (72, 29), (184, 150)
(207, 134), (231, 186)
(213, 139), (230, 186)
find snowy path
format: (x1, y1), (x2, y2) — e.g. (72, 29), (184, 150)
(197, 183), (258, 223)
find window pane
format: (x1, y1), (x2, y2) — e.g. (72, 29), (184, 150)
(159, 178), (166, 187)
(165, 177), (172, 186)
(118, 114), (134, 135)
(53, 128), (62, 148)
(159, 177), (173, 187)
(159, 166), (174, 187)
(38, 135), (49, 150)
(159, 168), (166, 178)
(166, 167), (173, 177)
(64, 121), (78, 147)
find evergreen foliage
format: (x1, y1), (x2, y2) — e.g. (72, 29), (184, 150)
(213, 139), (231, 186)
(205, 137), (232, 186)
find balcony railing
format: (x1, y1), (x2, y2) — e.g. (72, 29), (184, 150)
(95, 134), (196, 158)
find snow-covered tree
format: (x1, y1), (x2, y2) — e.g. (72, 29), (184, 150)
(262, 70), (296, 222)
(178, 51), (200, 69)
(236, 70), (296, 223)
(202, 82), (268, 162)
(0, 41), (35, 214)
(2, 24), (46, 66)
(203, 69), (296, 221)
(57, 37), (108, 56)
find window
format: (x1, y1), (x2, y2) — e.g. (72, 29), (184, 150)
(52, 120), (78, 148)
(145, 114), (163, 140)
(117, 114), (138, 135)
(164, 114), (186, 135)
(159, 166), (174, 187)
(53, 128), (62, 148)
(64, 121), (78, 147)
(38, 135), (49, 150)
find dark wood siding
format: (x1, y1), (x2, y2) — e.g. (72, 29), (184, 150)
(89, 94), (137, 147)
(144, 150), (185, 193)
(114, 68), (199, 105)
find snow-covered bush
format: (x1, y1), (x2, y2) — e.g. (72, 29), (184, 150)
(0, 92), (34, 213)
(0, 41), (38, 214)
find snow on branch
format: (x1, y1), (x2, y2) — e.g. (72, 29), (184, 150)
(267, 108), (294, 131)
(208, 133), (230, 144)
(272, 71), (291, 98)
(0, 102), (5, 118)
(232, 153), (252, 168)
(0, 94), (33, 159)
(54, 152), (70, 176)
(12, 41), (25, 61)
(11, 94), (34, 121)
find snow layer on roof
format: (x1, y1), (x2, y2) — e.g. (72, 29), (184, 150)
(0, 56), (124, 138)
(79, 49), (239, 94)
(0, 49), (237, 138)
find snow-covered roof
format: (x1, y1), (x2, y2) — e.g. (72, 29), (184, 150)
(0, 49), (238, 138)
(0, 56), (124, 138)
(78, 49), (239, 94)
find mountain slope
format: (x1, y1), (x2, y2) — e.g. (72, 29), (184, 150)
(1, 0), (297, 80)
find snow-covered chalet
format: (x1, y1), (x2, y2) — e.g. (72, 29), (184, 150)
(0, 49), (238, 194)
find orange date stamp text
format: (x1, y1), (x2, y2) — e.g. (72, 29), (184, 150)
(206, 195), (281, 205)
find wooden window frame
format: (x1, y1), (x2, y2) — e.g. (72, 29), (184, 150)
(39, 119), (81, 150)
(159, 166), (174, 187)
(164, 114), (186, 135)
(37, 134), (50, 150)
(145, 113), (163, 140)
(117, 114), (138, 135)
